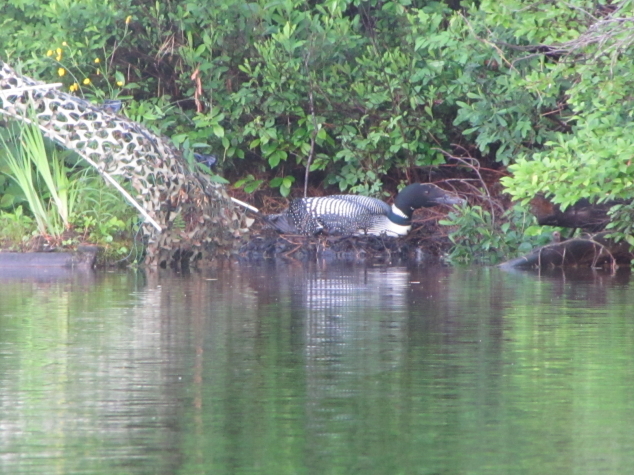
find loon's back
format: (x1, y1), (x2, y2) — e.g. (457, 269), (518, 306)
(269, 194), (396, 236)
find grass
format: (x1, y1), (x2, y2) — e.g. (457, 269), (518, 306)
(0, 122), (141, 263)
(0, 123), (80, 237)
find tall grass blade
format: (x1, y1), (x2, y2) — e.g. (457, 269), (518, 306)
(0, 123), (80, 237)
(20, 124), (70, 228)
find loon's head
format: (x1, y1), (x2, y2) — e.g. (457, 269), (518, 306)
(393, 183), (464, 218)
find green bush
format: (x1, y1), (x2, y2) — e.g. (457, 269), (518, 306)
(440, 203), (556, 264)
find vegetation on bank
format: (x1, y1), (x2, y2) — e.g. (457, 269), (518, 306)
(0, 123), (140, 263)
(1, 0), (633, 264)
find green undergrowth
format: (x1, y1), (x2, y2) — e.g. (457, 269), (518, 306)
(0, 123), (141, 266)
(440, 203), (557, 265)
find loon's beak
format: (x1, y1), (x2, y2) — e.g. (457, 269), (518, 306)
(436, 194), (466, 206)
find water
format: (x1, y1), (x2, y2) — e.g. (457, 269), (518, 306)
(1, 263), (633, 474)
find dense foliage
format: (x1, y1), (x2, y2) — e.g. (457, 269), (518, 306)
(1, 0), (634, 258)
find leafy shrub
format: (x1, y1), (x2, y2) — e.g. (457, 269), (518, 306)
(0, 206), (34, 247)
(440, 203), (555, 264)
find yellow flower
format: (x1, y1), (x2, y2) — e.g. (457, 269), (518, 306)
(62, 41), (68, 46)
(58, 68), (66, 77)
(56, 55), (62, 61)
(94, 58), (100, 64)
(46, 50), (53, 57)
(96, 68), (101, 75)
(116, 80), (124, 87)
(125, 15), (132, 24)
(83, 78), (91, 85)
(56, 47), (62, 55)
(69, 83), (79, 92)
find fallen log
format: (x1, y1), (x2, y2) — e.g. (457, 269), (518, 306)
(500, 232), (633, 269)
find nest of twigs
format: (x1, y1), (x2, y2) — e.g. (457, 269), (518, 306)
(238, 210), (453, 263)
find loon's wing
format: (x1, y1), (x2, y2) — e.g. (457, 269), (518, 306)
(270, 194), (392, 235)
(331, 195), (391, 215)
(299, 195), (391, 234)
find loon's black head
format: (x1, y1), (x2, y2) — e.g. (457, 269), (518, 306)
(393, 183), (464, 218)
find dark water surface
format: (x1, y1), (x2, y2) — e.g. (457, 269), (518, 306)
(1, 263), (633, 474)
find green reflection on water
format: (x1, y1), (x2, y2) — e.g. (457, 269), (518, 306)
(0, 266), (633, 475)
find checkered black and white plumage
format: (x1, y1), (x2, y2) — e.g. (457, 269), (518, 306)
(287, 195), (393, 235)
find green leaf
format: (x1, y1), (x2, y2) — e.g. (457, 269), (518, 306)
(212, 124), (224, 138)
(244, 180), (263, 193)
(0, 193), (14, 208)
(282, 176), (295, 188)
(115, 71), (126, 86)
(268, 152), (281, 168)
(209, 174), (229, 184)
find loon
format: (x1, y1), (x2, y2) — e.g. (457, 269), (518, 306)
(267, 183), (464, 236)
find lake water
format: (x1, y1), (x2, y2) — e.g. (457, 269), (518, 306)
(1, 262), (633, 474)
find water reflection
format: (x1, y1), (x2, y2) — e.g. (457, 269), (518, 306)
(0, 266), (97, 283)
(1, 264), (634, 474)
